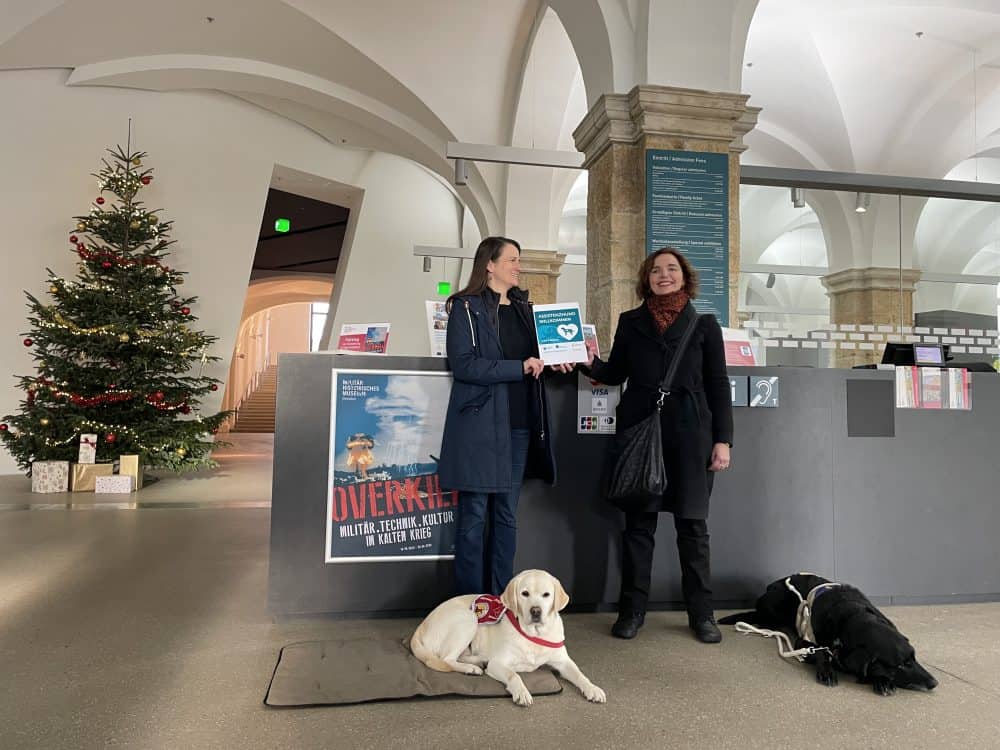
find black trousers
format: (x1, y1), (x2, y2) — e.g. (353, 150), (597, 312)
(619, 511), (712, 620)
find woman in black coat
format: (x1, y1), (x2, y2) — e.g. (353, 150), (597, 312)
(438, 236), (567, 597)
(584, 247), (733, 643)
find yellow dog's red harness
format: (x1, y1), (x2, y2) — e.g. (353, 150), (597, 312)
(472, 594), (564, 649)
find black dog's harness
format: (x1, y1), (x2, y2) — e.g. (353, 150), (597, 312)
(735, 575), (840, 661)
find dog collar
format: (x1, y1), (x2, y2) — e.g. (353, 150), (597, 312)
(504, 609), (564, 648)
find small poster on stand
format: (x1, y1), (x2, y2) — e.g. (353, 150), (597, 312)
(337, 323), (391, 354)
(577, 324), (621, 434)
(425, 301), (449, 357)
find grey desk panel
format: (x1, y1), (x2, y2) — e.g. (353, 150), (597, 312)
(832, 371), (1000, 598)
(268, 357), (1000, 617)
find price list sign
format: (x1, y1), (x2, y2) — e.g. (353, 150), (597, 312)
(645, 149), (730, 325)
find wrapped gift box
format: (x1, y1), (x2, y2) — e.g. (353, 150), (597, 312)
(95, 475), (134, 493)
(70, 462), (113, 492)
(78, 433), (98, 464)
(118, 454), (144, 490)
(31, 460), (70, 493)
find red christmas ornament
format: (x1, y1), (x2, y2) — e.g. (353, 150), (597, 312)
(209, 384), (218, 391)
(108, 384), (116, 389)
(78, 248), (87, 259)
(96, 196), (105, 205)
(102, 261), (112, 269)
(180, 405), (191, 415)
(141, 176), (152, 185)
(23, 338), (33, 347)
(69, 235), (78, 243)
(0, 423), (8, 431)
(180, 307), (191, 315)
(153, 391), (165, 402)
(105, 433), (117, 443)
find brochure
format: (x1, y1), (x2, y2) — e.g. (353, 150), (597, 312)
(532, 302), (587, 365)
(425, 301), (448, 357)
(337, 323), (391, 354)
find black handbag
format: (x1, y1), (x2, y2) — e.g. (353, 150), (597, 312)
(606, 314), (700, 506)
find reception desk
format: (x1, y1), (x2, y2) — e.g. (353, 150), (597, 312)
(268, 353), (999, 618)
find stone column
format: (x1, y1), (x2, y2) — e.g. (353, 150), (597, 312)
(518, 248), (566, 305)
(821, 267), (922, 368)
(573, 85), (759, 350)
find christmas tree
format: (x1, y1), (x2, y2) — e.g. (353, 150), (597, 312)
(0, 141), (229, 474)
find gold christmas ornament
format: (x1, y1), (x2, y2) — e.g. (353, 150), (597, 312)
(119, 333), (131, 343)
(49, 285), (59, 294)
(148, 215), (159, 225)
(175, 447), (187, 457)
(76, 222), (87, 231)
(132, 158), (142, 166)
(130, 220), (141, 229)
(39, 418), (50, 426)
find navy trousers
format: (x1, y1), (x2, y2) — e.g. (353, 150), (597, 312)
(453, 428), (530, 595)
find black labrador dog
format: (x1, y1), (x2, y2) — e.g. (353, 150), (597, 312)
(720, 573), (938, 695)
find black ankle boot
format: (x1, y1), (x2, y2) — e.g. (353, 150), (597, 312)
(612, 612), (645, 639)
(689, 615), (722, 644)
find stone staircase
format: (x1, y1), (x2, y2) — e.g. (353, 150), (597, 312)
(231, 365), (277, 433)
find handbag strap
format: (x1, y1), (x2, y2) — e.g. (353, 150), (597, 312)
(657, 312), (701, 399)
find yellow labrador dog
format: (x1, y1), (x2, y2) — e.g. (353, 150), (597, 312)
(410, 569), (606, 706)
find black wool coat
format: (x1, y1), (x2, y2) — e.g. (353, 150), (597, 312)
(438, 287), (556, 493)
(588, 301), (733, 519)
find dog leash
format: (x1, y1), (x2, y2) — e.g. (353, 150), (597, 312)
(734, 576), (836, 661)
(733, 622), (827, 661)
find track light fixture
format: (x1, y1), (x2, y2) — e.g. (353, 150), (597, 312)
(765, 272), (776, 289)
(855, 192), (871, 213)
(791, 187), (804, 208)
(454, 158), (468, 186)
(422, 256), (432, 272)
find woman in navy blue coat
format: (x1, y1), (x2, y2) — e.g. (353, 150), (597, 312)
(438, 236), (563, 595)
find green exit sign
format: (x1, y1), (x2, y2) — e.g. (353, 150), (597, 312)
(437, 281), (451, 296)
(274, 218), (291, 233)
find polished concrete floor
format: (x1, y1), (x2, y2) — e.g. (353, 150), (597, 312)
(2, 435), (999, 749)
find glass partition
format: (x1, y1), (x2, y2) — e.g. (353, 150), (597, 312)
(739, 184), (1000, 369)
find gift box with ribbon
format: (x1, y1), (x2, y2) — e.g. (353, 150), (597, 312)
(78, 433), (98, 464)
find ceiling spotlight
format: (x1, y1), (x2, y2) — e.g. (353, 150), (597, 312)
(855, 192), (871, 213)
(791, 187), (805, 208)
(765, 272), (776, 289)
(422, 256), (432, 272)
(454, 158), (468, 186)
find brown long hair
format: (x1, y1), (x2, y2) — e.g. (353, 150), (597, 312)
(446, 236), (522, 311)
(636, 247), (699, 299)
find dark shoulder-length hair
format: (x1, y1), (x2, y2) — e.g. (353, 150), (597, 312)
(636, 247), (699, 300)
(446, 236), (522, 312)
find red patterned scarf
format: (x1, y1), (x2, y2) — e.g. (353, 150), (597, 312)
(647, 290), (690, 334)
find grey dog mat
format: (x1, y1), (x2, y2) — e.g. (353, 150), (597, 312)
(264, 638), (563, 706)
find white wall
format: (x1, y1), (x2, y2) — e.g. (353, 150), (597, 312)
(267, 303), (312, 358)
(0, 70), (465, 473)
(329, 153), (464, 356)
(557, 264), (588, 322)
